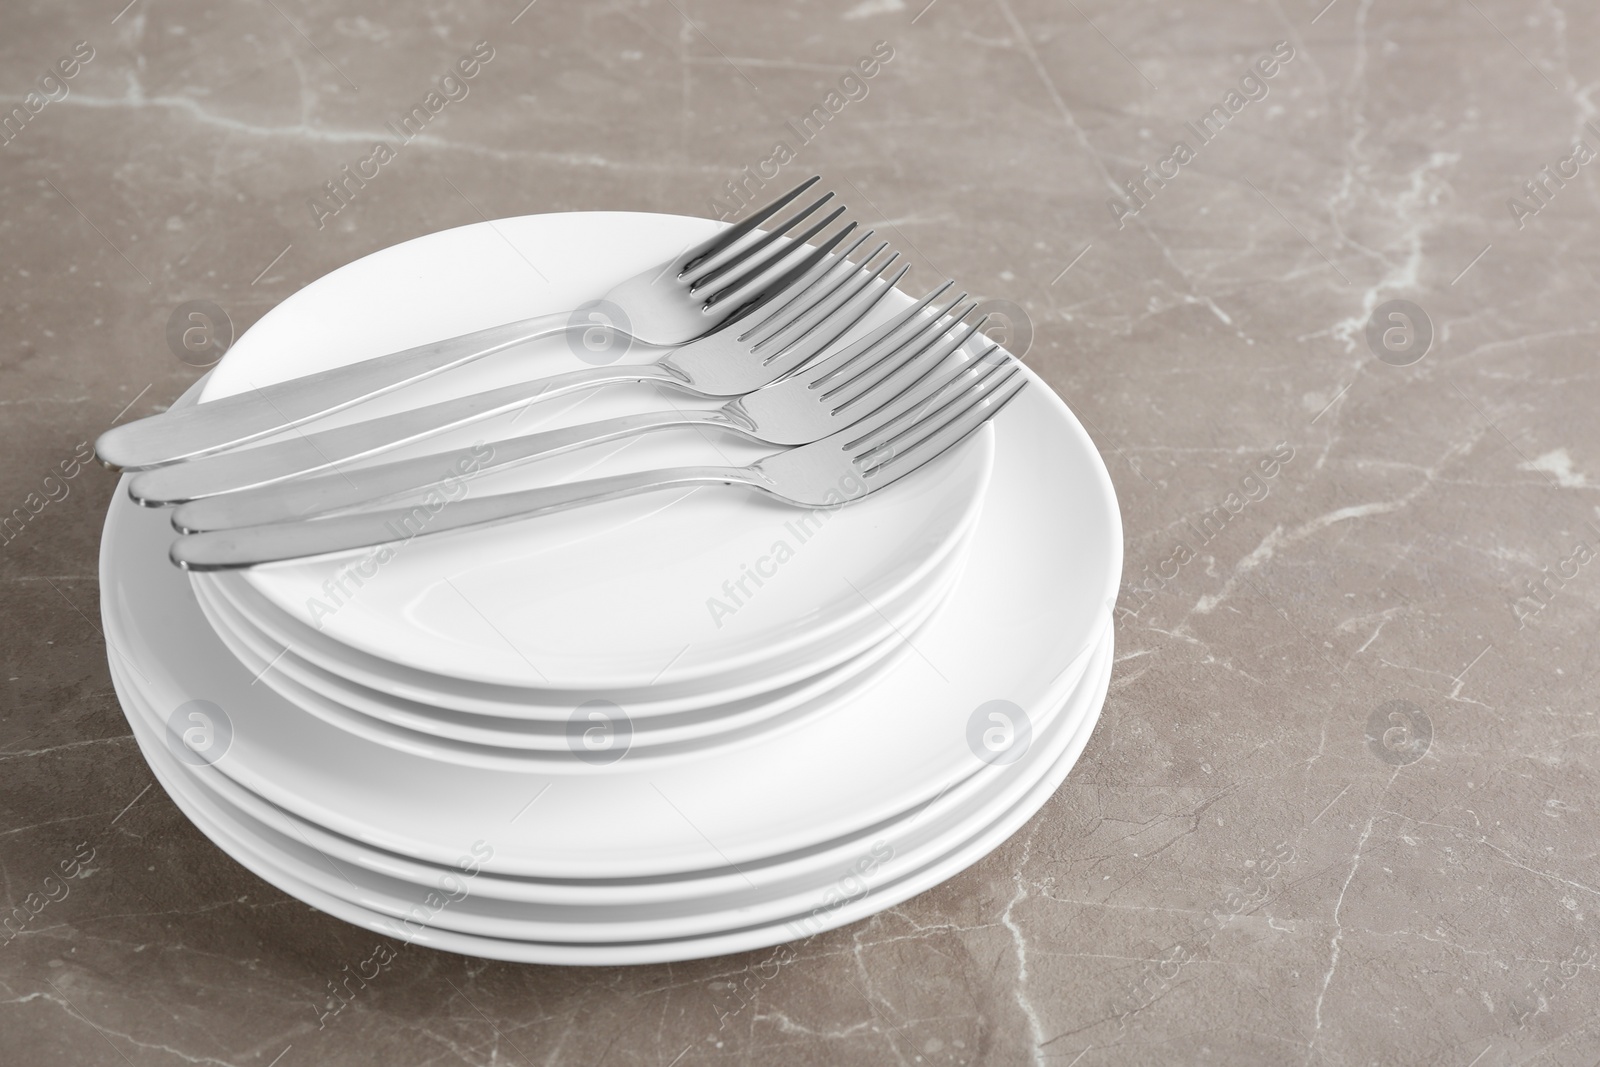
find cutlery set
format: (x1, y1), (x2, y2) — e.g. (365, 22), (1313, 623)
(102, 178), (1025, 570)
(96, 180), (1122, 962)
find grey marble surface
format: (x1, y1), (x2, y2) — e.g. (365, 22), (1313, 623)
(4, 0), (1600, 1063)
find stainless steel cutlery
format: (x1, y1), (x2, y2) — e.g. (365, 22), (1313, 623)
(98, 176), (1030, 568)
(130, 226), (907, 506)
(170, 347), (1025, 569)
(171, 286), (992, 532)
(96, 176), (848, 471)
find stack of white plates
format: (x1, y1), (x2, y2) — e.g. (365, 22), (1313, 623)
(100, 212), (1122, 964)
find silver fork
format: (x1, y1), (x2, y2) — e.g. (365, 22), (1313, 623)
(169, 354), (1028, 570)
(96, 176), (850, 472)
(128, 232), (923, 506)
(169, 289), (992, 531)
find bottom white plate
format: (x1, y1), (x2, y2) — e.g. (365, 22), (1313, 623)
(111, 624), (1112, 964)
(109, 618), (1101, 929)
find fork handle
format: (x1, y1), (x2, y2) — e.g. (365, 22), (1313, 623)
(170, 407), (743, 532)
(128, 360), (694, 505)
(97, 311), (596, 471)
(169, 465), (762, 570)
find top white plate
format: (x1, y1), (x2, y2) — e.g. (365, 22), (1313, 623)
(196, 213), (992, 691)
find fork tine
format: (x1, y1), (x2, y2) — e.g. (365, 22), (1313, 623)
(679, 175), (821, 277)
(779, 245), (898, 344)
(845, 344), (1010, 452)
(753, 259), (917, 387)
(808, 288), (969, 392)
(761, 255), (907, 372)
(681, 220), (859, 336)
(856, 364), (1026, 479)
(700, 205), (849, 308)
(777, 279), (957, 392)
(870, 374), (1029, 480)
(736, 234), (883, 348)
(859, 353), (1014, 451)
(686, 190), (836, 293)
(700, 219), (857, 323)
(752, 248), (902, 367)
(741, 244), (889, 358)
(824, 308), (988, 409)
(817, 301), (975, 403)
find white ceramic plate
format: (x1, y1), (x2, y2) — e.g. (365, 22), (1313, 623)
(106, 625), (1104, 937)
(102, 371), (1120, 878)
(188, 555), (964, 764)
(109, 599), (1095, 899)
(194, 212), (993, 691)
(194, 505), (977, 720)
(108, 626), (1112, 962)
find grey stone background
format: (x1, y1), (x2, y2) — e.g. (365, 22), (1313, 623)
(3, 0), (1599, 1063)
